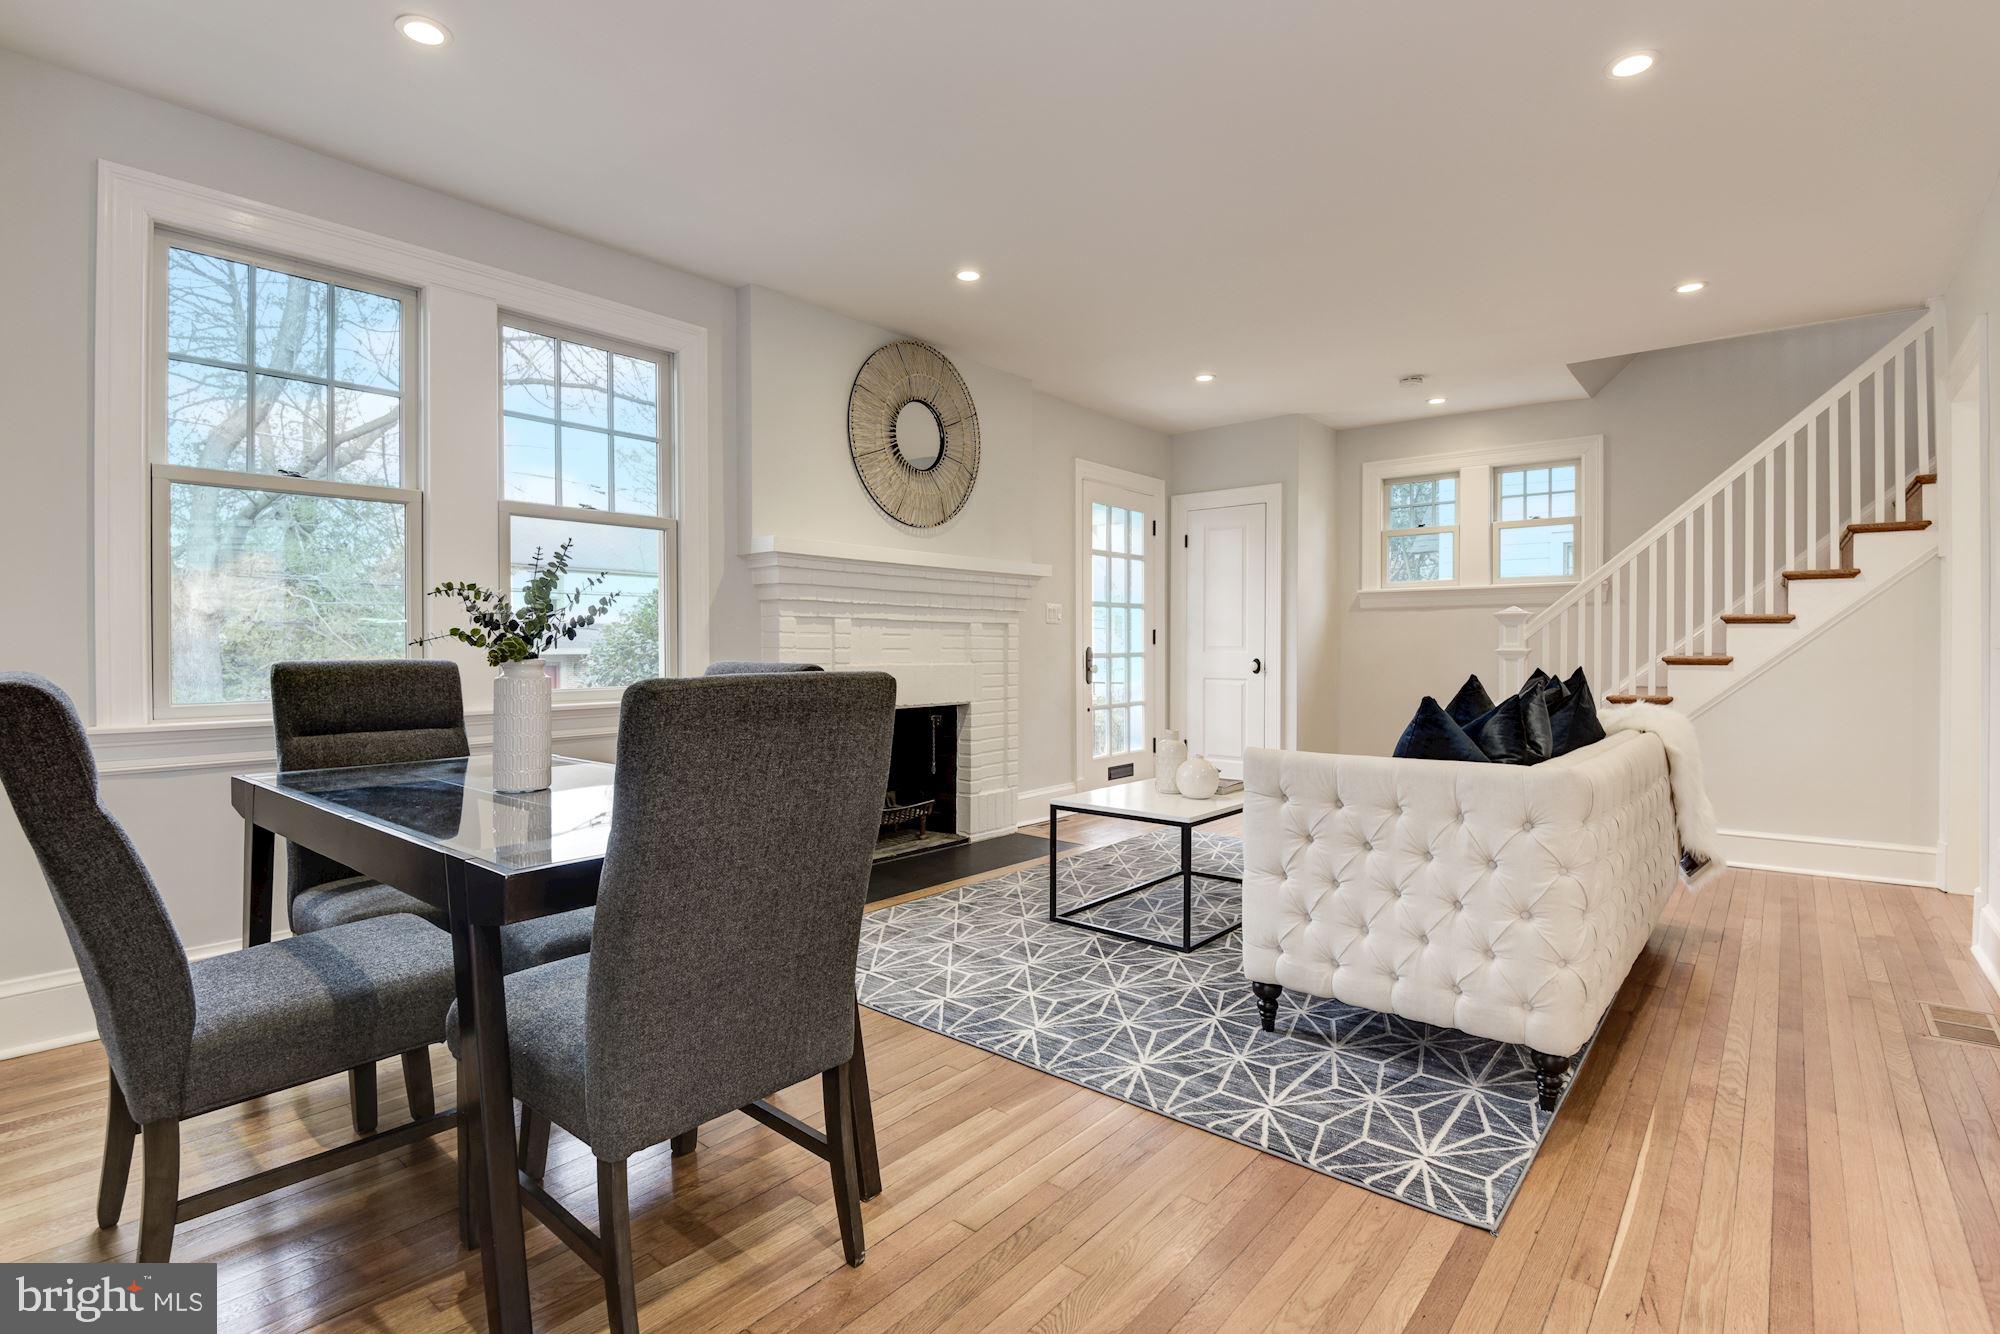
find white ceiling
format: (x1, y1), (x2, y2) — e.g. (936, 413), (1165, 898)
(5, 1), (1998, 432)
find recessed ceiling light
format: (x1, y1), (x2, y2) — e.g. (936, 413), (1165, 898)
(1427, 396), (1447, 406)
(396, 14), (451, 45)
(1194, 373), (1215, 383)
(1675, 279), (1707, 294)
(956, 269), (981, 282)
(1607, 51), (1657, 79)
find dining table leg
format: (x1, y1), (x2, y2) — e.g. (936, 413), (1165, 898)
(241, 818), (274, 948)
(450, 869), (532, 1333)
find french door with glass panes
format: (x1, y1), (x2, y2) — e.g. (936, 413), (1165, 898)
(1075, 465), (1166, 789)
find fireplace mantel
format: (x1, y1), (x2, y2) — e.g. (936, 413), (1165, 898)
(744, 539), (1042, 840)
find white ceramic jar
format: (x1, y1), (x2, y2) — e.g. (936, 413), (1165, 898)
(492, 659), (554, 792)
(1175, 753), (1221, 800)
(1155, 729), (1187, 793)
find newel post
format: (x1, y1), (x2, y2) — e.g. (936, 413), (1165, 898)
(1494, 606), (1531, 693)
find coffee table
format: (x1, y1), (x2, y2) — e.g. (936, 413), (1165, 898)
(1047, 781), (1245, 952)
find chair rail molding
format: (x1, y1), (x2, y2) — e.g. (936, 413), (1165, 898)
(90, 161), (714, 742)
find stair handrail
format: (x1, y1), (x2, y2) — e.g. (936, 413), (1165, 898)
(1517, 310), (1936, 655)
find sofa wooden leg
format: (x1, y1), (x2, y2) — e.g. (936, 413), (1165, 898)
(518, 1107), (551, 1182)
(670, 1128), (698, 1158)
(1251, 982), (1284, 1033)
(1531, 1051), (1571, 1112)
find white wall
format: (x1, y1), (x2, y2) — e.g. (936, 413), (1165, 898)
(1698, 561), (1941, 883)
(732, 285), (1171, 807)
(0, 48), (747, 1054)
(1330, 309), (1925, 754)
(1941, 173), (2000, 984)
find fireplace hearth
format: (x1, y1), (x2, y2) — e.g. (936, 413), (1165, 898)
(875, 705), (967, 863)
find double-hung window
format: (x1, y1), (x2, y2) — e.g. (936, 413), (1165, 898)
(1363, 437), (1600, 601)
(1493, 463), (1577, 580)
(1382, 473), (1458, 585)
(499, 320), (674, 690)
(152, 236), (420, 715)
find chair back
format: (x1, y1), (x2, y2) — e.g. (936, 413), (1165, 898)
(585, 672), (894, 1157)
(0, 675), (194, 1122)
(270, 660), (468, 899)
(702, 661), (824, 675)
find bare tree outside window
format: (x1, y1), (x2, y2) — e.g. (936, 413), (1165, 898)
(159, 243), (415, 708)
(1383, 474), (1457, 584)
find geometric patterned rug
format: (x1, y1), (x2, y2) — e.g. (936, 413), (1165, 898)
(857, 830), (1586, 1231)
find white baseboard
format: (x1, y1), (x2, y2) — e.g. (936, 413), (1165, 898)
(1714, 826), (1939, 888)
(0, 933), (279, 1062)
(1974, 897), (2000, 1000)
(1016, 782), (1076, 828)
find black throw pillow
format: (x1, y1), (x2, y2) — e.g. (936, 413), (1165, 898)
(1464, 686), (1554, 765)
(1444, 674), (1495, 726)
(1550, 666), (1607, 755)
(1392, 696), (1492, 763)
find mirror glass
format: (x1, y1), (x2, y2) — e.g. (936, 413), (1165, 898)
(894, 400), (944, 470)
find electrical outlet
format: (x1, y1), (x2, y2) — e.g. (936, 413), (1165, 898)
(1045, 602), (1063, 625)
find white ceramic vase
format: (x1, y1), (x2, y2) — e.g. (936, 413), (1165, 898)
(1155, 730), (1187, 793)
(1175, 753), (1221, 801)
(492, 659), (553, 793)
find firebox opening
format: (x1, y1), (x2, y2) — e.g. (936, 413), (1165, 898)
(875, 705), (967, 863)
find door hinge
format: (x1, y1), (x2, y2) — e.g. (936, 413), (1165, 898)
(1151, 629), (1157, 644)
(1183, 534), (1189, 548)
(1151, 520), (1158, 536)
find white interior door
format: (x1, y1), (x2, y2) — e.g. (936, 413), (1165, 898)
(1175, 489), (1280, 779)
(1076, 466), (1165, 789)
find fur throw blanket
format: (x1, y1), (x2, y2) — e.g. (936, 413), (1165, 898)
(1597, 702), (1723, 887)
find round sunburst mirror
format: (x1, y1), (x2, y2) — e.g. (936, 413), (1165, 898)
(847, 340), (980, 528)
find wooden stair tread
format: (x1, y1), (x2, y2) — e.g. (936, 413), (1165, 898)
(1720, 613), (1796, 624)
(1844, 520), (1931, 535)
(1661, 654), (1732, 666)
(1782, 568), (1860, 580)
(1606, 694), (1673, 705)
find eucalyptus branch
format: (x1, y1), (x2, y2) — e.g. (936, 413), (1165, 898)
(411, 539), (621, 666)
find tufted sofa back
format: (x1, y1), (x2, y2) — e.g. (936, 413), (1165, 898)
(1242, 732), (1680, 1058)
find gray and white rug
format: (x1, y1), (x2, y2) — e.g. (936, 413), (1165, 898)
(856, 830), (1584, 1231)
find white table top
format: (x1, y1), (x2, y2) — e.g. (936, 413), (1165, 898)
(1051, 779), (1244, 824)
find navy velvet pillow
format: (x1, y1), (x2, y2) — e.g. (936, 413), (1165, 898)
(1392, 696), (1491, 763)
(1464, 686), (1554, 765)
(1444, 674), (1495, 726)
(1550, 667), (1606, 755)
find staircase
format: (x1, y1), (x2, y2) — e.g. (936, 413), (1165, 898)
(1495, 313), (1941, 716)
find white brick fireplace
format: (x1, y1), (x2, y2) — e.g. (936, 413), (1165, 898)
(743, 538), (1050, 840)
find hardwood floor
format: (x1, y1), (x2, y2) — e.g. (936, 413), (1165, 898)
(3, 822), (1998, 1332)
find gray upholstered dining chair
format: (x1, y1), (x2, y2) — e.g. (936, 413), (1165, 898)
(0, 673), (457, 1262)
(702, 660), (824, 674)
(270, 659), (597, 1135)
(450, 671), (894, 1330)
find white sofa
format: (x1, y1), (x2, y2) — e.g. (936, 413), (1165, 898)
(1242, 730), (1681, 1108)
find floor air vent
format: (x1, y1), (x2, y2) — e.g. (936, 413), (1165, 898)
(1919, 1002), (2000, 1050)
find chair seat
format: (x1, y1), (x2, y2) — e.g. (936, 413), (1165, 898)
(446, 954), (591, 1141)
(290, 876), (447, 934)
(184, 914), (456, 1117)
(501, 908), (596, 973)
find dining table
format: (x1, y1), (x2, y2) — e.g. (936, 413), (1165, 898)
(230, 753), (880, 1333)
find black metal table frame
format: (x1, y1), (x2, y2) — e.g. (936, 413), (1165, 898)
(1045, 801), (1242, 952)
(231, 767), (881, 1334)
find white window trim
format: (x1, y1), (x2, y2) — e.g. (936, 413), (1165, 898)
(91, 161), (712, 760)
(1358, 436), (1602, 609)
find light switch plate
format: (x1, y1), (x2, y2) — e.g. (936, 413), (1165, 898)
(1045, 602), (1063, 625)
